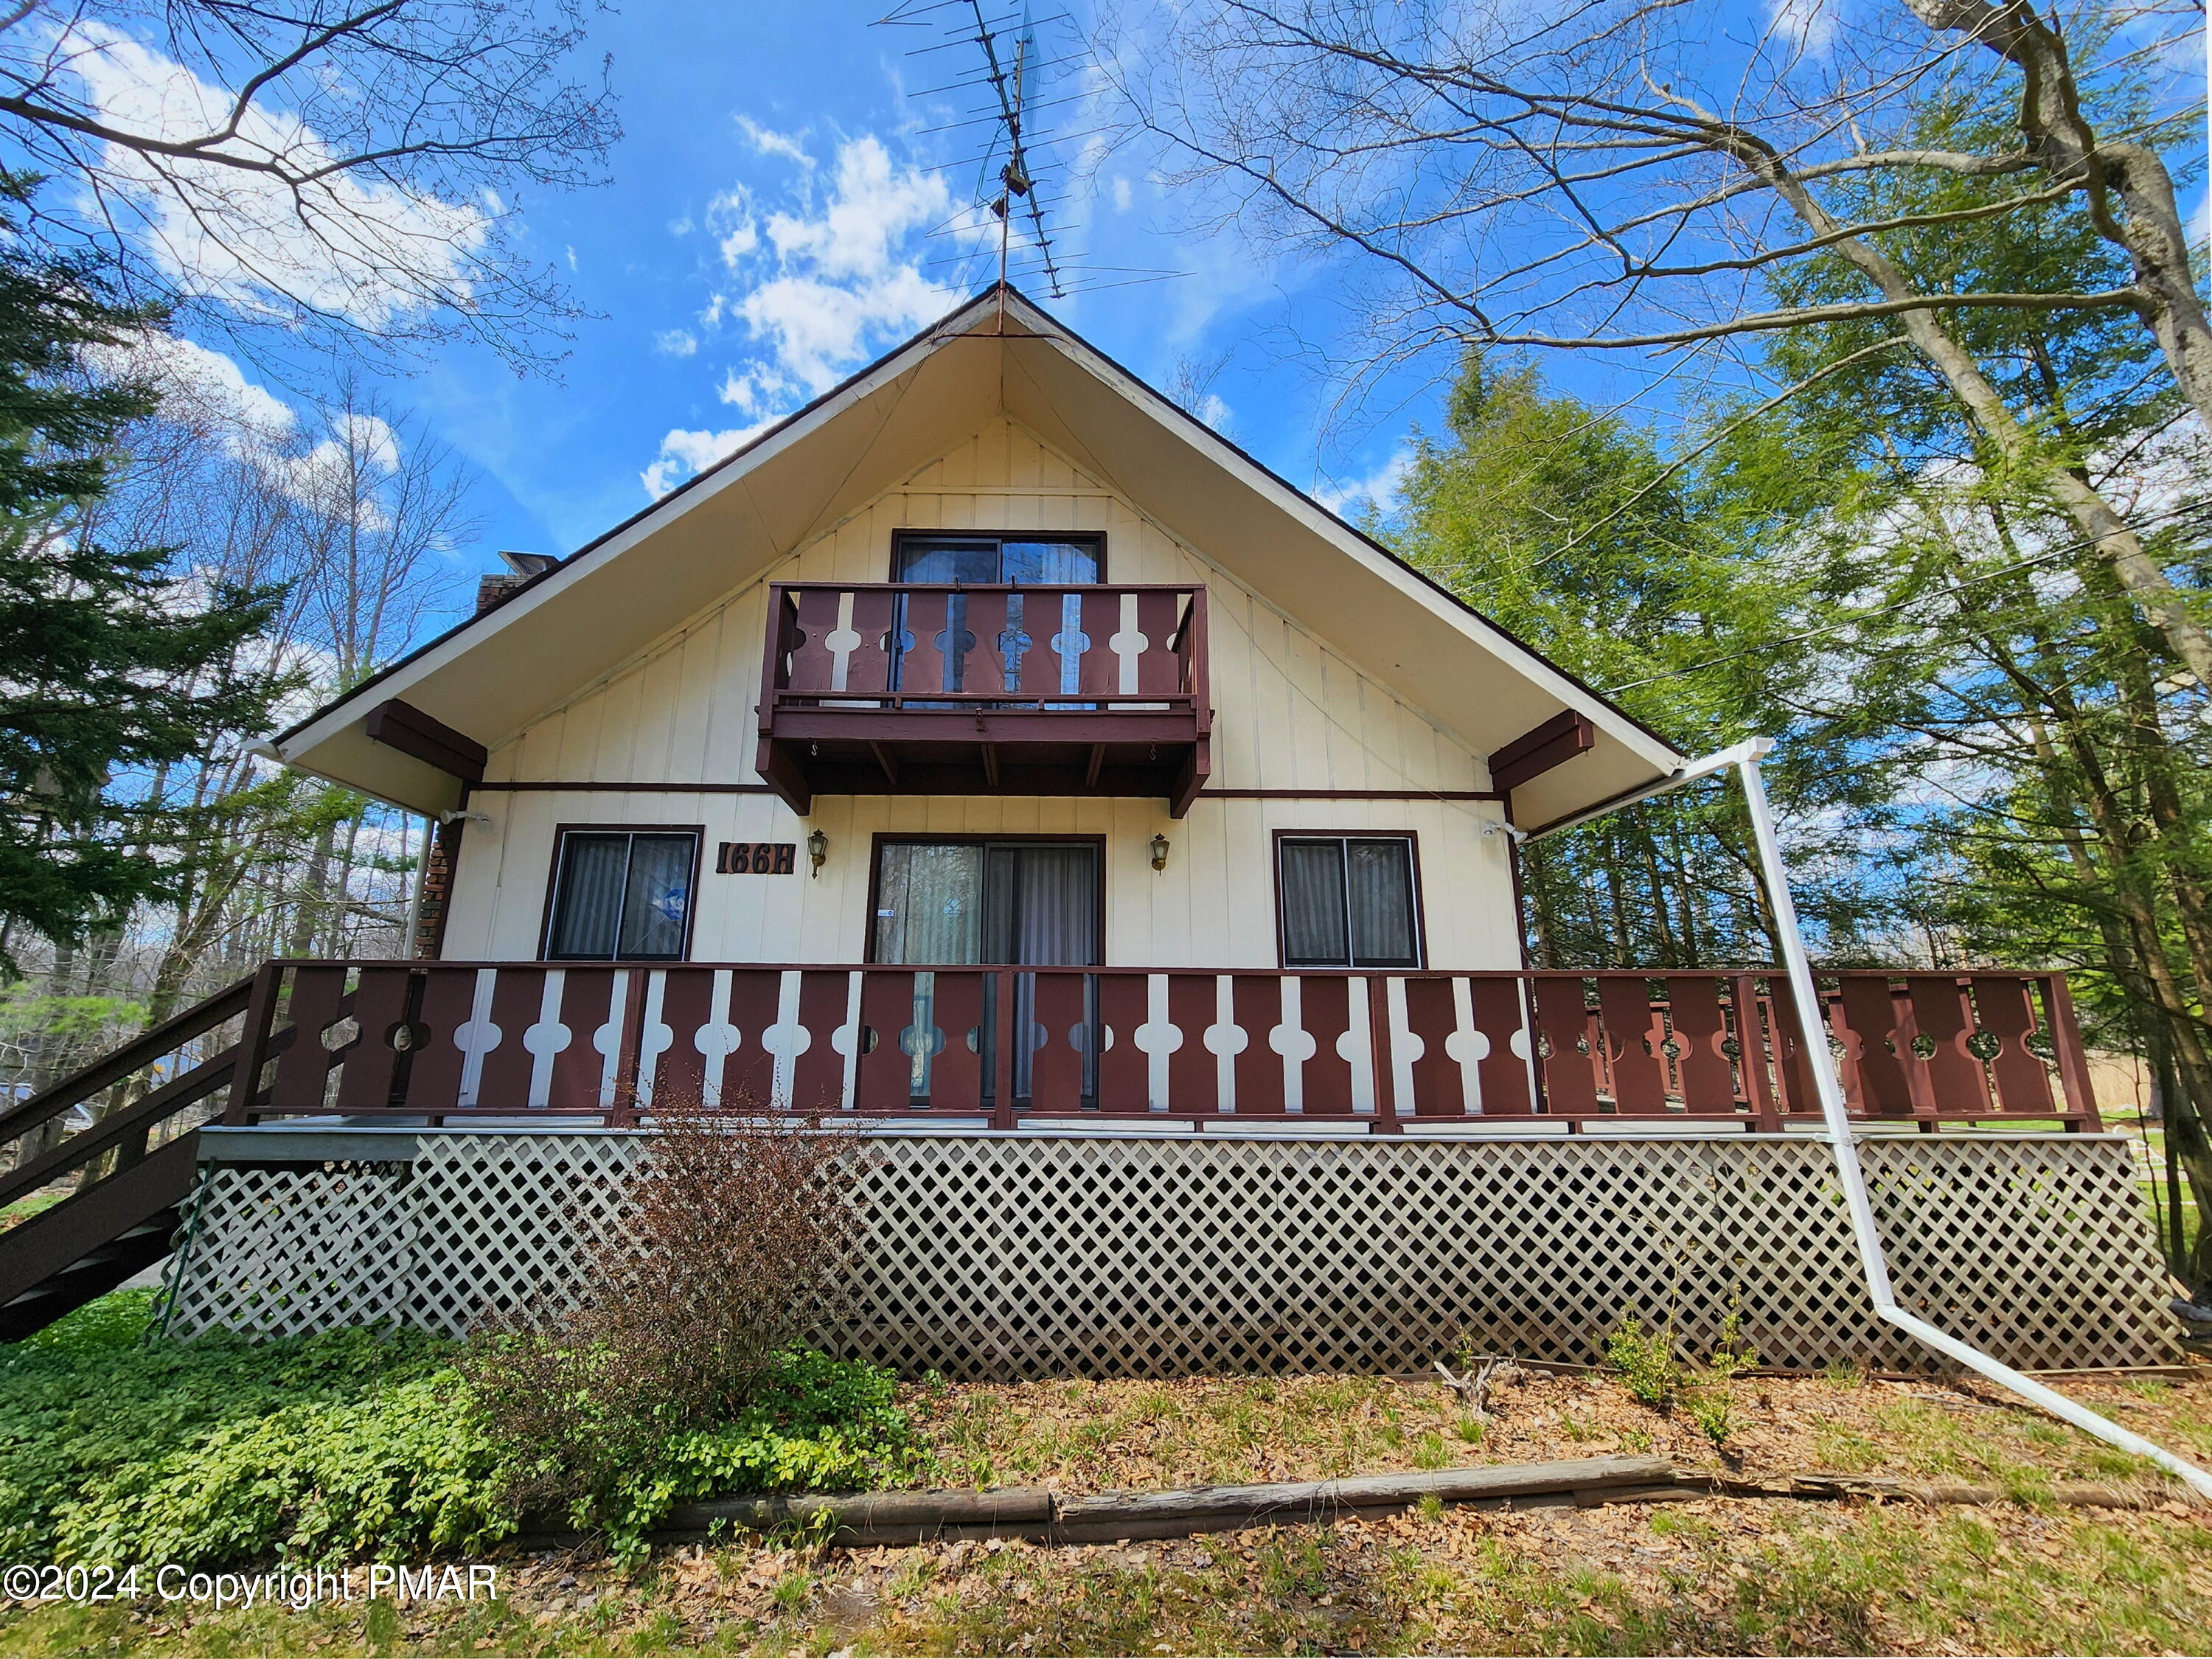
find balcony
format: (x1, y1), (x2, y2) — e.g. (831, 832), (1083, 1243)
(212, 961), (2097, 1133)
(754, 582), (1211, 815)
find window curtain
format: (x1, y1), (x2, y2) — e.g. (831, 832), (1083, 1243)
(895, 539), (999, 583)
(873, 843), (985, 965)
(1008, 844), (1099, 1102)
(1012, 845), (1098, 964)
(874, 843), (987, 1100)
(546, 835), (628, 958)
(619, 835), (694, 959)
(1281, 840), (1349, 967)
(872, 841), (1102, 1103)
(1347, 839), (1417, 966)
(1000, 541), (1100, 584)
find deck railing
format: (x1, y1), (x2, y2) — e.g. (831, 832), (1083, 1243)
(762, 581), (1207, 708)
(221, 961), (2098, 1132)
(754, 582), (1213, 813)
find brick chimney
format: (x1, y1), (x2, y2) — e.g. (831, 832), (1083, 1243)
(474, 550), (559, 616)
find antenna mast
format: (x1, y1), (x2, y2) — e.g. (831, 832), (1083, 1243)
(875, 0), (1183, 306)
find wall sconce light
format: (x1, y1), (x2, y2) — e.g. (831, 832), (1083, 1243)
(1150, 832), (1170, 872)
(807, 828), (829, 877)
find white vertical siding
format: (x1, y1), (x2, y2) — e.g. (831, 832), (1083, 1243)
(442, 417), (1521, 970)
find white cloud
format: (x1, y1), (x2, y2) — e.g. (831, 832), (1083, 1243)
(755, 139), (950, 286)
(640, 133), (966, 497)
(737, 117), (813, 167)
(268, 411), (402, 520)
(719, 222), (759, 267)
(1111, 175), (1133, 212)
(719, 367), (793, 411)
(655, 330), (700, 357)
(731, 137), (958, 392)
(641, 422), (774, 498)
(58, 21), (489, 328)
(1195, 392), (1231, 431)
(1767, 0), (1838, 55)
(1314, 445), (1413, 518)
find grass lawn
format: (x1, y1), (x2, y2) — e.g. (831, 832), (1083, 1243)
(0, 1186), (67, 1230)
(2, 1357), (2207, 1655)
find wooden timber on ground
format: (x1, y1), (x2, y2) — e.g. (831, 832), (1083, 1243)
(509, 1453), (2204, 1553)
(652, 1456), (1677, 1545)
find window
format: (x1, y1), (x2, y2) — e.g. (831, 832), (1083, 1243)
(1276, 835), (1422, 969)
(543, 829), (700, 961)
(872, 840), (1100, 968)
(891, 532), (1102, 585)
(888, 534), (1106, 703)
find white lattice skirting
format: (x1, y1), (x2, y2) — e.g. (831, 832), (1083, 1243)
(161, 1130), (2183, 1375)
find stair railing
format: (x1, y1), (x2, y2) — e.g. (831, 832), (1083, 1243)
(0, 975), (256, 1215)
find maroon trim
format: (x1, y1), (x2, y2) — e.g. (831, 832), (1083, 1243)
(364, 699), (488, 782)
(467, 781), (1501, 803)
(1488, 711), (1596, 796)
(1269, 829), (1427, 972)
(538, 823), (707, 964)
(473, 781), (779, 795)
(863, 832), (1108, 967)
(888, 529), (1108, 582)
(1203, 787), (1503, 802)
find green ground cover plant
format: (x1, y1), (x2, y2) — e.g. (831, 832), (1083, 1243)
(0, 1291), (920, 1568)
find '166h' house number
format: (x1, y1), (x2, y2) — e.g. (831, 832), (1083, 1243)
(717, 841), (797, 874)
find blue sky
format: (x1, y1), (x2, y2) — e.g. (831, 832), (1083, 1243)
(375, 4), (1422, 588)
(44, 0), (2208, 636)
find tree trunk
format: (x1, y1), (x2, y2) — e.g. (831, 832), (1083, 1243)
(1744, 147), (2212, 685)
(1905, 0), (2212, 441)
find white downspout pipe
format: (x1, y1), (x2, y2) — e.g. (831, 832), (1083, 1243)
(1730, 737), (2212, 1500)
(1534, 735), (2210, 1496)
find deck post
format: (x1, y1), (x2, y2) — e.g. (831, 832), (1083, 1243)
(220, 962), (284, 1125)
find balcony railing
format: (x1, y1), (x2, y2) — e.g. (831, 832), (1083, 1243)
(222, 961), (2098, 1133)
(754, 582), (1210, 814)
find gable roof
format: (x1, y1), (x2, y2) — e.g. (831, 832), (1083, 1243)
(268, 285), (1685, 827)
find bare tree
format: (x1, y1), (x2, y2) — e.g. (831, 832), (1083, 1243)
(0, 0), (616, 366)
(49, 355), (473, 1023)
(1096, 0), (2212, 679)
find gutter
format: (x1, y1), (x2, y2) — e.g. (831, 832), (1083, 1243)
(1538, 737), (2212, 1500)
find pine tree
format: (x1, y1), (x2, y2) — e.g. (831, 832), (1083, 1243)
(0, 173), (287, 966)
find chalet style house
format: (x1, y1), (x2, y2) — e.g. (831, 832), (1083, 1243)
(251, 284), (1705, 1124)
(1, 287), (2152, 1378)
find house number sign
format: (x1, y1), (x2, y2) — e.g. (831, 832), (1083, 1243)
(717, 841), (796, 874)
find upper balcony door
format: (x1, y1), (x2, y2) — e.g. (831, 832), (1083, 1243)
(890, 533), (1103, 700)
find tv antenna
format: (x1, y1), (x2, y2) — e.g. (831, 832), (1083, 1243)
(876, 0), (1077, 302)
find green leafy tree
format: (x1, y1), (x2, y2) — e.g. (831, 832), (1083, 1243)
(0, 173), (287, 969)
(1389, 353), (1905, 967)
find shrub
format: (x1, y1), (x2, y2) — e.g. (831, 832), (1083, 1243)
(1684, 1385), (1734, 1450)
(5, 1293), (920, 1566)
(465, 1101), (874, 1526)
(0, 1315), (484, 1563)
(597, 1350), (931, 1548)
(1606, 1315), (1681, 1408)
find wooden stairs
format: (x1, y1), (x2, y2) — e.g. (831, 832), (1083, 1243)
(0, 979), (250, 1341)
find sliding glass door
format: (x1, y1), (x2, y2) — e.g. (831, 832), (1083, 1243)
(873, 839), (1100, 1105)
(889, 534), (1103, 701)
